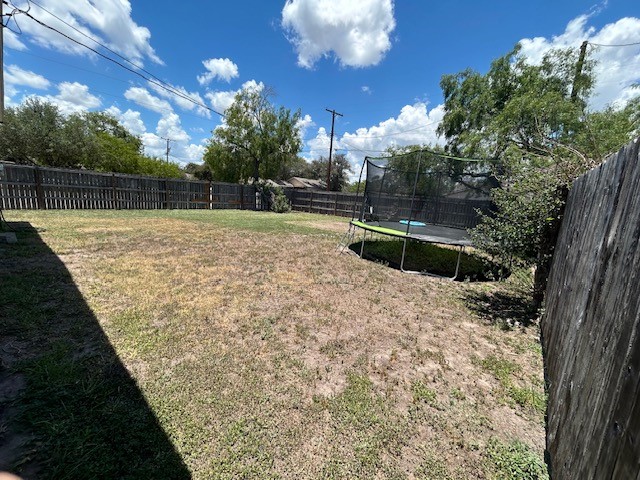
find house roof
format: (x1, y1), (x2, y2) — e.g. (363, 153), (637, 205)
(264, 179), (294, 188)
(288, 177), (326, 189)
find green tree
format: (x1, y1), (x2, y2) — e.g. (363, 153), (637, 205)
(297, 154), (353, 191)
(438, 45), (640, 306)
(82, 111), (143, 152)
(184, 162), (213, 181)
(344, 180), (365, 193)
(0, 99), (184, 178)
(203, 88), (302, 182)
(281, 155), (309, 179)
(0, 98), (68, 166)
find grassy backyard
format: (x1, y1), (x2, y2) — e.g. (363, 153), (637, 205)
(0, 210), (547, 479)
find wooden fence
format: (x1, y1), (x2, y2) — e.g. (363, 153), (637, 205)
(285, 189), (362, 217)
(542, 139), (640, 478)
(285, 188), (492, 229)
(0, 164), (256, 210)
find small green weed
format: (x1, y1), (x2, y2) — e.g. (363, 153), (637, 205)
(485, 437), (548, 479)
(411, 380), (438, 406)
(476, 355), (546, 415)
(415, 453), (454, 479)
(450, 387), (466, 401)
(479, 355), (520, 383)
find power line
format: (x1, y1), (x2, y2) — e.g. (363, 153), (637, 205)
(6, 47), (214, 121)
(27, 0), (168, 87)
(5, 2), (224, 117)
(1, 0), (25, 35)
(339, 140), (389, 153)
(588, 40), (640, 47)
(26, 0), (213, 117)
(8, 46), (132, 84)
(300, 120), (441, 143)
(336, 120), (440, 139)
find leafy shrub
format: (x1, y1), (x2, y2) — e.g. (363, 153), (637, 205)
(271, 189), (291, 213)
(257, 182), (291, 213)
(485, 438), (548, 480)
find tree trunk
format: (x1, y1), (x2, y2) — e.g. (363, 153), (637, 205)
(253, 159), (260, 183)
(532, 185), (569, 310)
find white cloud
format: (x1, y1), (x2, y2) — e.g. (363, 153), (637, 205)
(105, 106), (147, 136)
(139, 113), (206, 164)
(305, 126), (331, 160)
(4, 29), (27, 51)
(57, 82), (101, 109)
(5, 85), (18, 107)
(140, 132), (166, 158)
(296, 114), (315, 141)
(183, 143), (207, 162)
(13, 0), (161, 65)
(147, 82), (211, 118)
(197, 58), (239, 85)
(361, 86), (372, 94)
(205, 90), (238, 114)
(519, 15), (640, 109)
(124, 87), (173, 114)
(239, 79), (265, 94)
(26, 81), (101, 115)
(157, 112), (190, 143)
(304, 102), (445, 179)
(205, 80), (265, 114)
(5, 65), (51, 90)
(281, 0), (396, 68)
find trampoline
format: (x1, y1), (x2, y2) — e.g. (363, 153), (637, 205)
(345, 149), (497, 279)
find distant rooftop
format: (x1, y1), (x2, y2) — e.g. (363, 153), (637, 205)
(288, 177), (326, 190)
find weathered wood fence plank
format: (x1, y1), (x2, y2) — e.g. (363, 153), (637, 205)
(285, 189), (364, 218)
(542, 139), (640, 479)
(0, 164), (255, 211)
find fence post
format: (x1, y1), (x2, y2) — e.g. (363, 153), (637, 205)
(239, 184), (244, 210)
(34, 166), (46, 210)
(111, 174), (119, 209)
(334, 193), (338, 216)
(309, 191), (313, 213)
(207, 181), (212, 209)
(163, 180), (170, 209)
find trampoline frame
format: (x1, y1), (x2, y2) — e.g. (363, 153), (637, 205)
(345, 151), (488, 281)
(351, 220), (468, 280)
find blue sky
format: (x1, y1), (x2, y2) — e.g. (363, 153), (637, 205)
(3, 0), (639, 174)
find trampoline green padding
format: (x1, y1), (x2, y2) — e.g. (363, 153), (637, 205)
(351, 220), (473, 246)
(345, 149), (497, 280)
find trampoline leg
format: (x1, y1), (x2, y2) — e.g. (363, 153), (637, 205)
(400, 238), (409, 273)
(400, 241), (464, 281)
(452, 246), (464, 281)
(337, 224), (355, 253)
(359, 230), (367, 258)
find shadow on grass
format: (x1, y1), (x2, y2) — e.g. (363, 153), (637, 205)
(348, 239), (506, 282)
(0, 223), (190, 479)
(463, 284), (539, 329)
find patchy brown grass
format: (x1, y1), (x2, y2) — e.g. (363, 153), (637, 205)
(1, 210), (546, 479)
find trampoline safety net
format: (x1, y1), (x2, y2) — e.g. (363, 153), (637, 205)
(356, 150), (497, 232)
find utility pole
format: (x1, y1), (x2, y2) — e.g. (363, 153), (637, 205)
(325, 108), (343, 191)
(161, 137), (171, 163)
(1, 1), (5, 125)
(570, 40), (589, 104)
